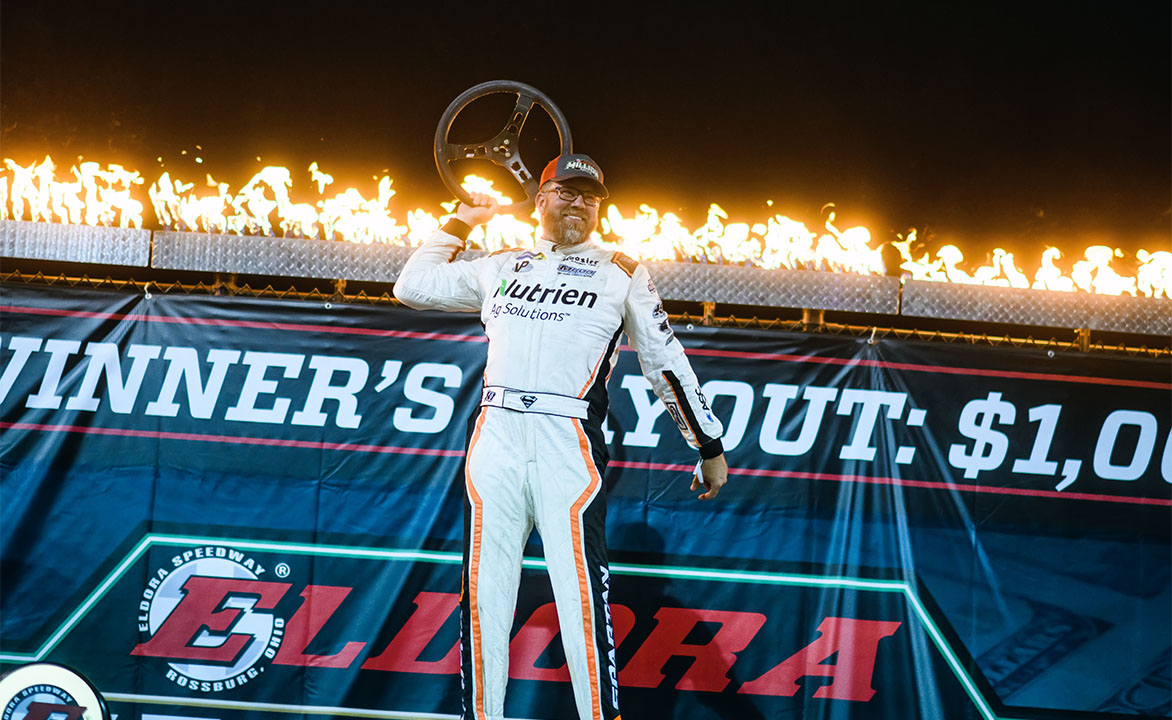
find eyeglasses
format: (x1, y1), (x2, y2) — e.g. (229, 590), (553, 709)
(543, 185), (603, 207)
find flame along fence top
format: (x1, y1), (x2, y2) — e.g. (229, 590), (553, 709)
(2, 219), (1170, 341)
(0, 156), (1168, 300)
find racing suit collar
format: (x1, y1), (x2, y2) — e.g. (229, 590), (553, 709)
(536, 236), (595, 255)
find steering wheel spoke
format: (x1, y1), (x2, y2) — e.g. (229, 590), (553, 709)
(435, 81), (573, 213)
(503, 158), (537, 195)
(446, 141), (492, 160)
(505, 94), (535, 137)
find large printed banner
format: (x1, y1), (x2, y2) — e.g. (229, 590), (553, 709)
(1, 283), (1169, 720)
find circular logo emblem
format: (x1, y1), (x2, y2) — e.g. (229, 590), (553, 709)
(0, 663), (107, 720)
(135, 546), (284, 693)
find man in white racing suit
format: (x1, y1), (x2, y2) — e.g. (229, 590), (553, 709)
(394, 153), (728, 720)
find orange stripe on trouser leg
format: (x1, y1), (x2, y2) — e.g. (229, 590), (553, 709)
(578, 350), (607, 398)
(571, 419), (604, 720)
(465, 409), (488, 719)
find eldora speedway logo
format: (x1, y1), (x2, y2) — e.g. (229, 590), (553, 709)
(2, 682), (79, 720)
(0, 663), (107, 720)
(131, 545), (286, 693)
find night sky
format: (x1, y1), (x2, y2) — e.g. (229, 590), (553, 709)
(2, 1), (1169, 261)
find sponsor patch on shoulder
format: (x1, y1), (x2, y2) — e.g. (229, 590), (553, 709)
(613, 252), (639, 277)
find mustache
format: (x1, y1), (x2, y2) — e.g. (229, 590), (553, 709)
(539, 202), (596, 244)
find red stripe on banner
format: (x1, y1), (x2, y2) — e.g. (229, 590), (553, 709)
(610, 460), (1172, 507)
(0, 304), (488, 344)
(5, 422), (1164, 505)
(0, 422), (466, 457)
(6, 303), (1161, 388)
(615, 345), (1169, 391)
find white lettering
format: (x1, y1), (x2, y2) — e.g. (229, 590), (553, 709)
(1162, 429), (1172, 484)
(701, 379), (753, 452)
(0, 336), (42, 404)
(601, 415), (614, 444)
(621, 375), (665, 447)
(224, 352), (304, 424)
(1012, 404), (1063, 476)
(393, 362), (462, 434)
(374, 359), (403, 392)
(836, 389), (907, 462)
(25, 338), (81, 409)
(600, 565), (619, 708)
(1093, 410), (1157, 481)
(759, 385), (838, 456)
(291, 355), (369, 428)
(65, 342), (162, 413)
(145, 347), (241, 418)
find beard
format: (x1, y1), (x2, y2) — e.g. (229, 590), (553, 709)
(541, 206), (596, 246)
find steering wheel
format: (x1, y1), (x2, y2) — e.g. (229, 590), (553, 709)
(434, 80), (573, 215)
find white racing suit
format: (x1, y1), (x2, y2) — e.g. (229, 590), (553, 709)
(394, 220), (724, 720)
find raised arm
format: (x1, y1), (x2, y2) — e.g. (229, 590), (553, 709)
(393, 195), (499, 312)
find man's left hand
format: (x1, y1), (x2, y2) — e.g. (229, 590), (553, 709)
(691, 454), (728, 500)
(455, 192), (499, 228)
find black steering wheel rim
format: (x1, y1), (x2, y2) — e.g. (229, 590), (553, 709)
(434, 80), (573, 216)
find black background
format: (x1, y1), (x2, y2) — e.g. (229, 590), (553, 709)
(2, 1), (1169, 264)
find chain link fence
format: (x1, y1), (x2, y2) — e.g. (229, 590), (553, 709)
(4, 269), (1166, 358)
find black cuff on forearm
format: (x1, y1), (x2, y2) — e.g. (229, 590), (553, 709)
(442, 218), (472, 243)
(699, 438), (724, 459)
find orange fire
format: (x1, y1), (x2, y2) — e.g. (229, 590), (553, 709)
(1, 155), (1166, 298)
(4, 156), (144, 229)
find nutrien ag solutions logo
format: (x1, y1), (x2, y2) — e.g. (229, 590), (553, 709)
(131, 546), (285, 693)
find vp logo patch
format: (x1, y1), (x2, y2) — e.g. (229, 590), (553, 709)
(514, 251), (545, 273)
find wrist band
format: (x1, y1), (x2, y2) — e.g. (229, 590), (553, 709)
(699, 437), (724, 459)
(442, 218), (472, 243)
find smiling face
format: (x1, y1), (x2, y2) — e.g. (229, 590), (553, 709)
(536, 178), (602, 247)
